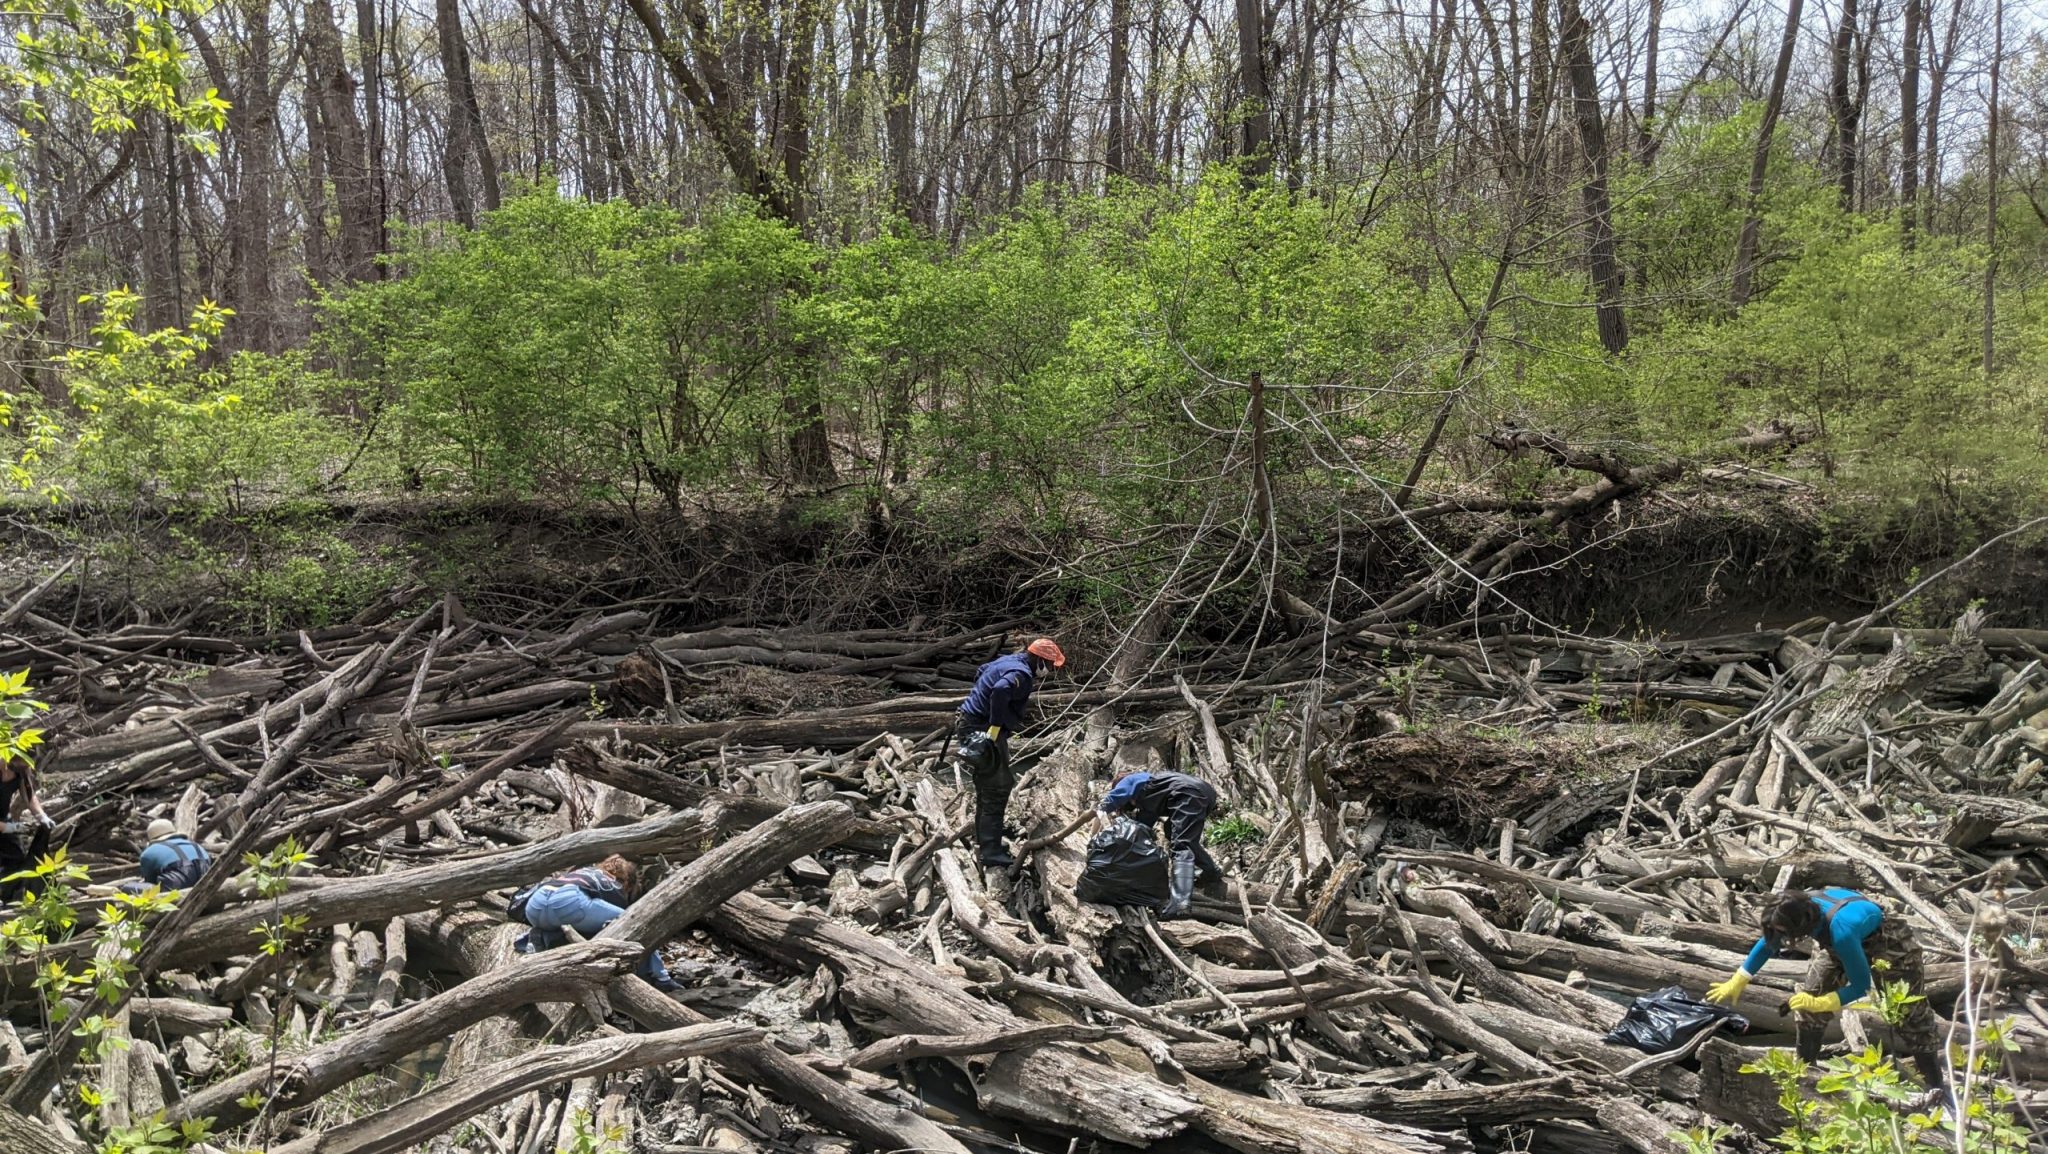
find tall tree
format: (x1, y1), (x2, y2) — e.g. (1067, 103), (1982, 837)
(1106, 0), (1131, 176)
(1731, 0), (1803, 304)
(1900, 0), (1922, 249)
(1919, 0), (1964, 235)
(1827, 0), (1860, 208)
(1982, 0), (2002, 373)
(356, 0), (389, 255)
(1558, 0), (1627, 351)
(305, 0), (382, 281)
(1236, 0), (1273, 175)
(1637, 0), (1662, 164)
(437, 0), (502, 227)
(623, 0), (834, 481)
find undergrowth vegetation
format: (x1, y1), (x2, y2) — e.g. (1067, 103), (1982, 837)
(1, 136), (2044, 629)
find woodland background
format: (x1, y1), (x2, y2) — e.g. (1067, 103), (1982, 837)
(0, 0), (2045, 631)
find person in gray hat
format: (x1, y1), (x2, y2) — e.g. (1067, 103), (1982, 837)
(136, 818), (211, 891)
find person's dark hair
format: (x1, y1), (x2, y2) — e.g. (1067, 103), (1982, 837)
(598, 854), (640, 897)
(1762, 889), (1822, 942)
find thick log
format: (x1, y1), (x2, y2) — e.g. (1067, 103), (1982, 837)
(562, 712), (958, 752)
(0, 1103), (87, 1154)
(1299, 1075), (1594, 1124)
(156, 807), (718, 969)
(127, 997), (232, 1036)
(562, 745), (898, 854)
(268, 1023), (760, 1154)
(708, 893), (1442, 1154)
(172, 940), (643, 1129)
(600, 800), (858, 951)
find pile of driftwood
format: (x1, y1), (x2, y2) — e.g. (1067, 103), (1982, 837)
(0, 576), (2044, 1154)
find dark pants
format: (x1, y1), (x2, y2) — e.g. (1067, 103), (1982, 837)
(1795, 914), (1942, 1069)
(955, 715), (1015, 866)
(1159, 779), (1222, 881)
(0, 826), (48, 904)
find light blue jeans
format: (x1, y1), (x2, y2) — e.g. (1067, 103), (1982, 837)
(522, 884), (672, 983)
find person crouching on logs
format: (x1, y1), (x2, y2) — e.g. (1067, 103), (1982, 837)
(1097, 769), (1222, 917)
(953, 637), (1066, 871)
(512, 855), (679, 992)
(134, 818), (212, 891)
(1707, 886), (1948, 1102)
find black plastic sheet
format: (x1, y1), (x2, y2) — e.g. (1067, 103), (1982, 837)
(1603, 986), (1749, 1054)
(1075, 817), (1169, 908)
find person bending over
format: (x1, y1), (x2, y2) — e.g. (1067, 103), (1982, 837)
(514, 854), (678, 991)
(1098, 769), (1222, 917)
(1707, 886), (1947, 1101)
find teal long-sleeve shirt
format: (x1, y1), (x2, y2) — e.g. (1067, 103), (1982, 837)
(1740, 887), (1884, 1003)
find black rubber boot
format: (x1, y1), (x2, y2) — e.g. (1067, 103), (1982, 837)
(1795, 1023), (1825, 1064)
(1161, 850), (1196, 918)
(973, 782), (1014, 867)
(1910, 1051), (1956, 1109)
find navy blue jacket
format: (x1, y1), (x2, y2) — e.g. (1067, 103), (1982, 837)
(1099, 771), (1213, 825)
(958, 653), (1038, 731)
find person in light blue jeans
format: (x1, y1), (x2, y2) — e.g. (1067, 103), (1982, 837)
(514, 855), (678, 991)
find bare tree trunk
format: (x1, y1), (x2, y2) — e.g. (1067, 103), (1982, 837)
(307, 0), (381, 281)
(1731, 0), (1802, 304)
(1106, 0), (1130, 176)
(1236, 0), (1272, 175)
(1982, 0), (2001, 374)
(538, 9), (559, 178)
(357, 0), (389, 257)
(302, 62), (334, 288)
(1637, 0), (1660, 164)
(1900, 0), (1921, 250)
(518, 0), (640, 201)
(881, 0), (926, 221)
(437, 0), (501, 226)
(1827, 0), (1859, 208)
(1920, 0), (1962, 235)
(1558, 0), (1626, 351)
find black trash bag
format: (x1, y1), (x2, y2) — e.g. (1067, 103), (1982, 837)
(1075, 818), (1170, 908)
(1603, 986), (1749, 1055)
(955, 730), (998, 774)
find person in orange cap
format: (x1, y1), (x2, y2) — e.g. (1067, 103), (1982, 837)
(953, 638), (1065, 869)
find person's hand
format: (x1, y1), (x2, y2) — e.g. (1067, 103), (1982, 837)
(986, 725), (1002, 739)
(1787, 991), (1843, 1015)
(1705, 971), (1750, 1005)
(34, 812), (53, 829)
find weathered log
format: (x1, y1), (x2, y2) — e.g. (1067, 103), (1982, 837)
(708, 893), (1443, 1154)
(268, 1023), (760, 1154)
(0, 1103), (87, 1154)
(172, 940), (643, 1129)
(127, 997), (231, 1036)
(561, 744), (898, 854)
(156, 807), (718, 970)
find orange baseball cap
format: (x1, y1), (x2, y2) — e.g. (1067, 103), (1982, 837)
(1026, 638), (1067, 668)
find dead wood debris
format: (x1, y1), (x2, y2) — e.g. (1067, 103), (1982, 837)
(0, 587), (2042, 1154)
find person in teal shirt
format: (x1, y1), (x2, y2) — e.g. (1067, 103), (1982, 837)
(1706, 887), (1946, 1102)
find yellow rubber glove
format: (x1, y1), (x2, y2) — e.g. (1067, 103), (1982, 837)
(1705, 971), (1751, 1005)
(986, 725), (1002, 739)
(1788, 991), (1843, 1015)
